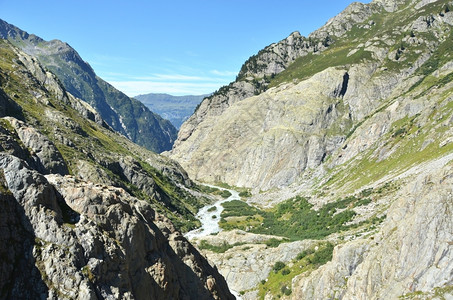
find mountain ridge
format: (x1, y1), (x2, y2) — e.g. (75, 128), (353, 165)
(0, 18), (177, 153)
(168, 1), (453, 297)
(135, 93), (208, 129)
(170, 0), (453, 191)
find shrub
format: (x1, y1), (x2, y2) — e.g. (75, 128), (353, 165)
(265, 238), (283, 248)
(281, 286), (292, 296)
(273, 261), (286, 273)
(281, 268), (291, 275)
(296, 248), (315, 260)
(207, 206), (217, 212)
(309, 243), (335, 266)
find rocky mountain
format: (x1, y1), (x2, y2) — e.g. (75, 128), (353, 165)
(0, 39), (234, 299)
(0, 19), (177, 153)
(168, 0), (453, 299)
(135, 93), (209, 129)
(170, 0), (453, 191)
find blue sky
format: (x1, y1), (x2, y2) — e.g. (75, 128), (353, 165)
(1, 0), (371, 96)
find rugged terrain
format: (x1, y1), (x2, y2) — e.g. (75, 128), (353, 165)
(170, 0), (453, 191)
(2, 0), (453, 299)
(0, 40), (234, 299)
(0, 19), (177, 153)
(170, 0), (453, 299)
(135, 93), (208, 129)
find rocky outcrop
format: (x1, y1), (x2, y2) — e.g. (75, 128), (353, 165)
(0, 40), (235, 299)
(5, 117), (68, 175)
(172, 0), (383, 150)
(171, 67), (352, 190)
(193, 230), (314, 299)
(291, 161), (453, 300)
(0, 39), (207, 230)
(0, 154), (234, 299)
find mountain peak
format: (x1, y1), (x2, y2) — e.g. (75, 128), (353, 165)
(0, 18), (177, 153)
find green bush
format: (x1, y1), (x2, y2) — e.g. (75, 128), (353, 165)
(309, 243), (335, 266)
(220, 195), (360, 240)
(239, 190), (252, 198)
(207, 206), (217, 212)
(273, 261), (286, 273)
(296, 248), (315, 260)
(281, 286), (292, 296)
(281, 268), (291, 275)
(220, 189), (232, 198)
(265, 238), (283, 248)
(198, 240), (245, 253)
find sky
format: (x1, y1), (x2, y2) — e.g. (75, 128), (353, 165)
(0, 0), (371, 96)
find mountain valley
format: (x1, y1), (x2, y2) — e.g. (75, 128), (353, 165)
(1, 0), (453, 299)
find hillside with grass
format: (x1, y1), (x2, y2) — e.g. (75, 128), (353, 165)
(0, 19), (177, 153)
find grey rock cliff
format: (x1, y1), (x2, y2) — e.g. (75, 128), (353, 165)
(171, 0), (453, 191)
(0, 154), (234, 299)
(291, 161), (453, 300)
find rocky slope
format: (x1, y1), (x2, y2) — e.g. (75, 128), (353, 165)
(135, 93), (208, 129)
(170, 0), (453, 299)
(0, 40), (235, 299)
(291, 159), (453, 300)
(0, 19), (177, 153)
(170, 0), (453, 191)
(0, 38), (213, 231)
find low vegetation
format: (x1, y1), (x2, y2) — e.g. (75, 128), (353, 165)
(219, 191), (381, 240)
(0, 40), (209, 233)
(197, 240), (245, 253)
(197, 185), (232, 198)
(258, 242), (335, 299)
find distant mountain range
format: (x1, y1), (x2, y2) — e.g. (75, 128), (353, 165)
(135, 93), (209, 129)
(0, 19), (177, 153)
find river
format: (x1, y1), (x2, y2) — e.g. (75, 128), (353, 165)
(185, 184), (240, 240)
(184, 184), (243, 299)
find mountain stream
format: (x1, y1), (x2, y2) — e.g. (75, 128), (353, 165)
(184, 184), (243, 299)
(185, 184), (240, 240)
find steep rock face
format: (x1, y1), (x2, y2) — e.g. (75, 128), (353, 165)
(291, 162), (453, 300)
(0, 154), (234, 299)
(171, 67), (352, 190)
(5, 117), (68, 175)
(172, 0), (382, 150)
(0, 19), (177, 153)
(171, 0), (453, 191)
(0, 40), (235, 298)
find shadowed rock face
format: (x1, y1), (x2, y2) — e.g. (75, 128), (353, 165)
(0, 154), (234, 299)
